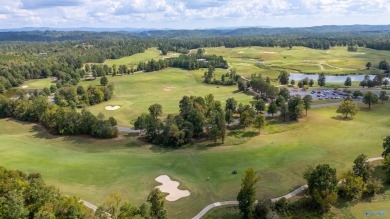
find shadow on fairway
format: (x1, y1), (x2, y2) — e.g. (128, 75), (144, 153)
(330, 116), (354, 121)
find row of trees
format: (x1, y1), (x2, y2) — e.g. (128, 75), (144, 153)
(96, 188), (167, 219)
(86, 64), (136, 76)
(278, 71), (326, 87)
(0, 95), (118, 138)
(358, 74), (390, 88)
(137, 52), (228, 72)
(237, 152), (386, 218)
(204, 67), (240, 85)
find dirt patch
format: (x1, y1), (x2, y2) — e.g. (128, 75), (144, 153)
(105, 105), (121, 111)
(155, 175), (190, 201)
(163, 86), (175, 91)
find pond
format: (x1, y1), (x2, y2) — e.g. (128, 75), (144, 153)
(3, 88), (34, 99)
(289, 73), (389, 83)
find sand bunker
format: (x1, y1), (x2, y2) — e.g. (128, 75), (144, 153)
(21, 85), (28, 88)
(262, 51), (276, 54)
(155, 175), (190, 201)
(105, 105), (120, 111)
(238, 51), (244, 54)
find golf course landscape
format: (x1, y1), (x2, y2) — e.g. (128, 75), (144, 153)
(1, 44), (390, 218)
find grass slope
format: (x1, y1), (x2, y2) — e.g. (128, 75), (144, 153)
(0, 102), (389, 218)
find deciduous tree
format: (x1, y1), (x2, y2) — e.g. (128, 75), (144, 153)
(337, 99), (358, 118)
(303, 164), (338, 212)
(363, 91), (379, 109)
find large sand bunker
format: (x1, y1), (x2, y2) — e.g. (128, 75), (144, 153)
(105, 105), (121, 111)
(155, 175), (190, 201)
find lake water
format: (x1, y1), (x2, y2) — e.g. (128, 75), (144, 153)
(289, 73), (389, 83)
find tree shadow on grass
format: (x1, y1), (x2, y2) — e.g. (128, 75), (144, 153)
(331, 116), (354, 121)
(242, 131), (259, 138)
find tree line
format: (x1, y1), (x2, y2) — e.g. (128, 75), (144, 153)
(0, 165), (168, 219)
(137, 49), (228, 72)
(0, 95), (118, 138)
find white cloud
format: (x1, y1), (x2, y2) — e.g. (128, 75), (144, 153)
(0, 0), (389, 29)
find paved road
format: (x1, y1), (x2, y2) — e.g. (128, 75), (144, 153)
(191, 157), (384, 219)
(116, 126), (140, 133)
(80, 199), (98, 211)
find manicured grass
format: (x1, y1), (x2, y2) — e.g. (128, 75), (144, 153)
(104, 47), (179, 68)
(0, 102), (389, 218)
(19, 78), (56, 89)
(80, 68), (252, 126)
(349, 200), (390, 218)
(204, 46), (389, 77)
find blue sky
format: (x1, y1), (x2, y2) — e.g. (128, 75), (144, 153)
(0, 0), (389, 29)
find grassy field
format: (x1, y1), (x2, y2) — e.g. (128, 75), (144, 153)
(104, 47), (179, 68)
(204, 46), (389, 78)
(350, 200), (390, 218)
(0, 102), (389, 218)
(80, 68), (251, 126)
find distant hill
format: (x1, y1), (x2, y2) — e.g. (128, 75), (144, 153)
(0, 25), (390, 41)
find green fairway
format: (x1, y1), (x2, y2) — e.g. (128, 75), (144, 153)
(350, 200), (390, 218)
(204, 46), (388, 77)
(0, 102), (388, 218)
(19, 77), (56, 89)
(80, 68), (252, 126)
(104, 47), (179, 68)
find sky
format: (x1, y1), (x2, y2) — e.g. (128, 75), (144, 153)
(0, 0), (390, 29)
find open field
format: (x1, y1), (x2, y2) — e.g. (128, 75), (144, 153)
(80, 68), (251, 126)
(104, 47), (179, 67)
(0, 102), (389, 218)
(204, 46), (389, 78)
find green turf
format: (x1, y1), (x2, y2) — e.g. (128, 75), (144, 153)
(204, 46), (389, 77)
(80, 68), (252, 126)
(0, 102), (389, 218)
(349, 200), (390, 218)
(19, 78), (56, 89)
(103, 47), (179, 68)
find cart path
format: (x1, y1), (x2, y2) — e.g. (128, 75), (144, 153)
(191, 156), (383, 219)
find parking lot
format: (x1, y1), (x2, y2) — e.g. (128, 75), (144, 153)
(288, 88), (352, 101)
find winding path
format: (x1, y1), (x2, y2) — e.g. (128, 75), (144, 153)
(191, 157), (384, 219)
